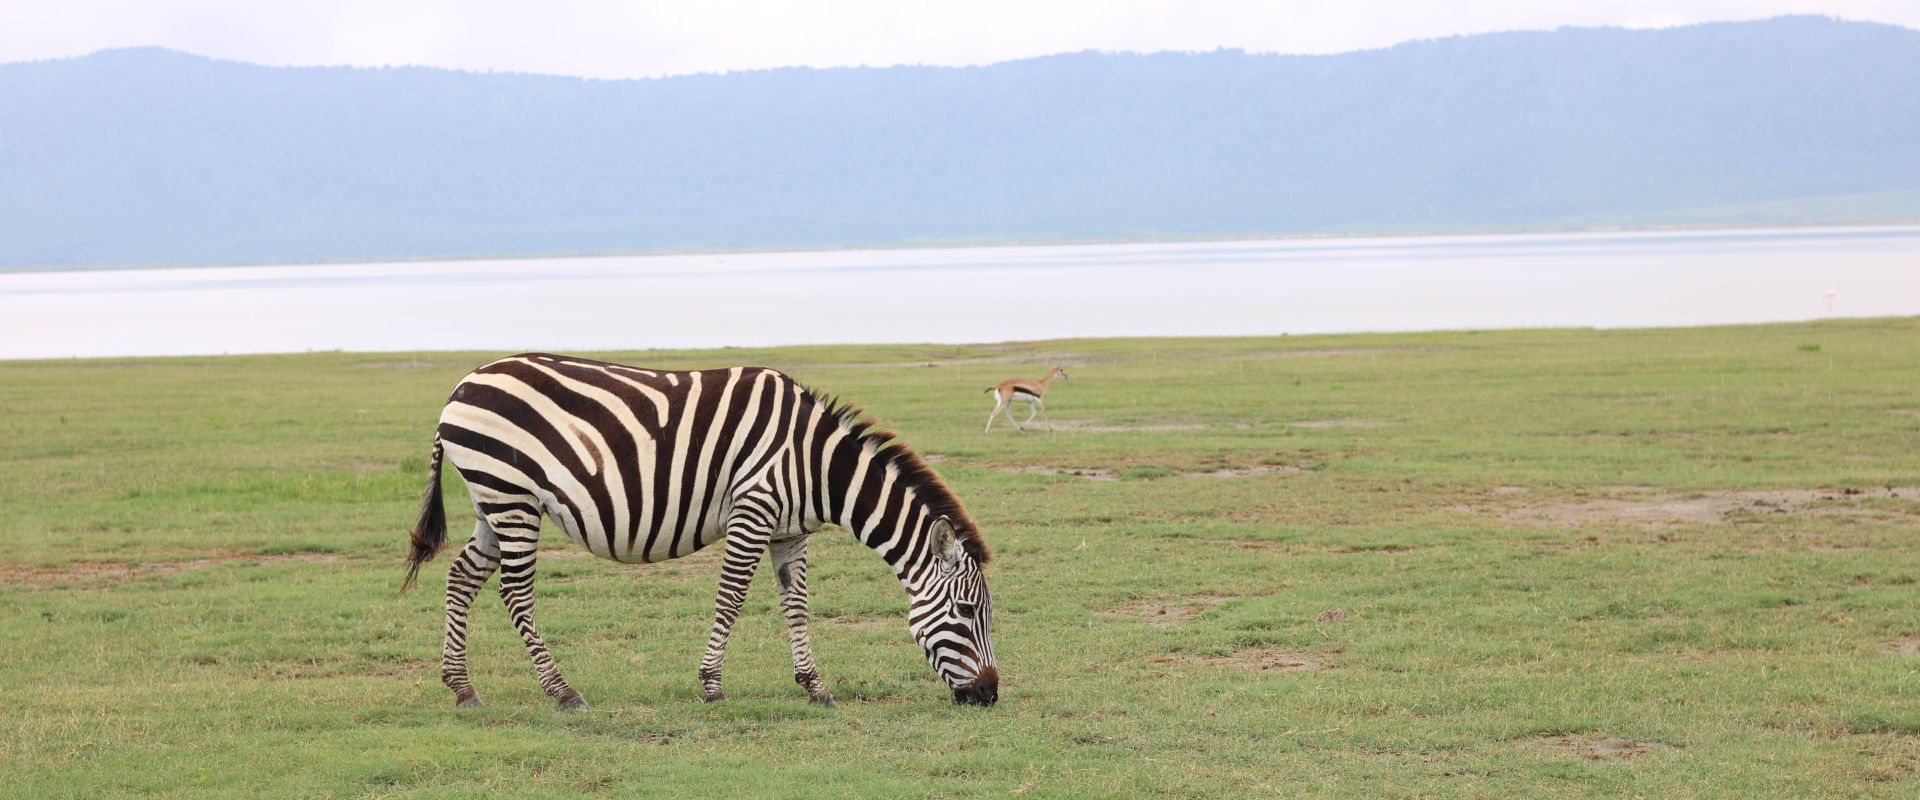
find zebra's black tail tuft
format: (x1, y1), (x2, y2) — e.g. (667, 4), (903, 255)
(400, 438), (448, 594)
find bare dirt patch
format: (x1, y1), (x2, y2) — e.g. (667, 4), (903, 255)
(1538, 735), (1674, 759)
(358, 659), (437, 679)
(819, 615), (898, 631)
(1046, 418), (1216, 433)
(11, 551), (356, 590)
(259, 658), (437, 682)
(1455, 486), (1920, 530)
(1188, 465), (1305, 478)
(1155, 649), (1326, 672)
(1037, 417), (1378, 432)
(986, 464), (1301, 482)
(1883, 635), (1920, 657)
(1100, 595), (1234, 626)
(994, 465), (1119, 481)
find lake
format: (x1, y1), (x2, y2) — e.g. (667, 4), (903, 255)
(3, 226), (1917, 360)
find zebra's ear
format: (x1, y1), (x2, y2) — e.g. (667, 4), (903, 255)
(931, 516), (961, 566)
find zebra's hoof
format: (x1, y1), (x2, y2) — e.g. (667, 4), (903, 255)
(811, 695), (838, 709)
(558, 695), (590, 711)
(455, 696), (486, 708)
(703, 690), (727, 703)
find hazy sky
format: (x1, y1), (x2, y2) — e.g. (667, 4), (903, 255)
(4, 1), (1916, 79)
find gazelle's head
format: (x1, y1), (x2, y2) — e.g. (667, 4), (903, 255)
(1050, 365), (1069, 381)
(908, 516), (998, 706)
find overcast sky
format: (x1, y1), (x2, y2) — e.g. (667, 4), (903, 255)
(4, 1), (1916, 79)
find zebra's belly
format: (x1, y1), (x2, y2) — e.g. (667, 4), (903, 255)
(543, 489), (735, 564)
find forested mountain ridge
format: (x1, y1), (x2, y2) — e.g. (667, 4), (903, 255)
(2, 15), (1916, 268)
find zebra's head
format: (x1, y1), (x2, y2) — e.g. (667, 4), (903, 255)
(910, 516), (998, 706)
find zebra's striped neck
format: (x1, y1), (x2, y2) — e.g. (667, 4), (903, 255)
(799, 391), (987, 575)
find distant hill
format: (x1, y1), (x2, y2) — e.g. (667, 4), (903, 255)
(3, 15), (1918, 268)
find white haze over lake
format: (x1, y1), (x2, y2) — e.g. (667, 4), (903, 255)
(3, 227), (1915, 360)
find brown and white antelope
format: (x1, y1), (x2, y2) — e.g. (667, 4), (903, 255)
(984, 365), (1069, 433)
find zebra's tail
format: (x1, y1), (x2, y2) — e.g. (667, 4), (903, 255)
(399, 438), (448, 594)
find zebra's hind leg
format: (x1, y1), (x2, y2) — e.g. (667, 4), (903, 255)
(699, 509), (775, 702)
(441, 531), (502, 707)
(772, 534), (835, 707)
(495, 528), (589, 710)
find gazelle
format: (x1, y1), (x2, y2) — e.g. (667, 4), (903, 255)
(984, 366), (1069, 433)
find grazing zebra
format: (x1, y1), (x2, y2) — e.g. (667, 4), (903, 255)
(401, 353), (998, 708)
(985, 365), (1069, 433)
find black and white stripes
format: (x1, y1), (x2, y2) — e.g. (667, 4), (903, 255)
(403, 353), (998, 708)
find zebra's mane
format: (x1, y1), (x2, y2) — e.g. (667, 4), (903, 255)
(811, 390), (991, 565)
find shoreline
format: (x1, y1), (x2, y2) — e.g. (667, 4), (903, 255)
(7, 218), (1920, 275)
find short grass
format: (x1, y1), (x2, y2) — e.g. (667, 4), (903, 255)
(6, 318), (1920, 798)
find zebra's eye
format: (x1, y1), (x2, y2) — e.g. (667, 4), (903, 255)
(954, 602), (977, 618)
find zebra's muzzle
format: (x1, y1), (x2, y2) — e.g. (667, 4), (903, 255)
(951, 665), (999, 706)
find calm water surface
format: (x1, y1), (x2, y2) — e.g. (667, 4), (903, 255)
(4, 226), (1917, 360)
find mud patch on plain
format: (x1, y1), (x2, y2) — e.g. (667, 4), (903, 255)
(1883, 635), (1920, 657)
(1037, 417), (1378, 432)
(1188, 465), (1305, 478)
(819, 615), (897, 631)
(1155, 649), (1326, 672)
(259, 658), (436, 682)
(1455, 486), (1920, 530)
(987, 464), (1301, 481)
(1538, 735), (1675, 759)
(13, 551), (355, 590)
(1100, 595), (1234, 626)
(1046, 418), (1216, 433)
(997, 465), (1119, 481)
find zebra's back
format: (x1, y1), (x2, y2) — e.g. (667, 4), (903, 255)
(436, 353), (803, 563)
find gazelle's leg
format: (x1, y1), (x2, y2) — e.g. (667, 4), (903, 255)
(699, 509), (775, 701)
(1005, 400), (1024, 432)
(1022, 402), (1039, 428)
(985, 393), (1008, 433)
(441, 524), (501, 707)
(772, 534), (835, 707)
(493, 517), (587, 709)
(1038, 400), (1053, 432)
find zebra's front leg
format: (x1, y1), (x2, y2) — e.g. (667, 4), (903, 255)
(700, 512), (774, 702)
(496, 535), (588, 709)
(772, 534), (835, 707)
(442, 536), (501, 707)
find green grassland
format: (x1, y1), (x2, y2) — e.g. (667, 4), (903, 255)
(5, 319), (1920, 798)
